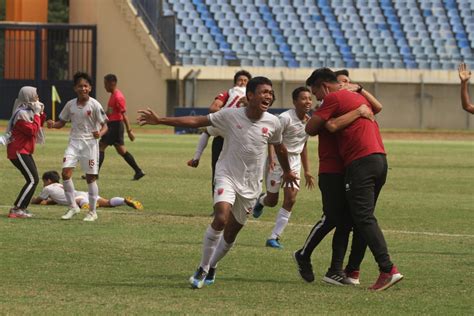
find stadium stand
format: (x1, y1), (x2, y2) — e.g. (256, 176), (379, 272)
(154, 0), (473, 69)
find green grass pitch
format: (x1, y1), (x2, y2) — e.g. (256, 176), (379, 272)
(0, 130), (472, 314)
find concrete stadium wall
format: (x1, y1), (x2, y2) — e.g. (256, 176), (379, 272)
(69, 0), (170, 117)
(172, 66), (474, 130)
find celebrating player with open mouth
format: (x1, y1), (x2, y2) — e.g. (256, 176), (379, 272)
(138, 77), (298, 289)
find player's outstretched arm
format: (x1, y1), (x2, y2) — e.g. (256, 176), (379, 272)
(274, 143), (299, 188)
(300, 142), (315, 190)
(137, 108), (211, 128)
(458, 63), (474, 114)
(325, 104), (374, 133)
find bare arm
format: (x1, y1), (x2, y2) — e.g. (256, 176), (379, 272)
(31, 197), (57, 205)
(460, 82), (474, 114)
(92, 122), (108, 139)
(209, 99), (224, 113)
(360, 88), (383, 114)
(46, 119), (66, 129)
(325, 104), (374, 133)
(305, 115), (327, 136)
(300, 142), (315, 189)
(137, 108), (211, 128)
(459, 63), (474, 114)
(122, 113), (136, 141)
(274, 143), (299, 188)
(343, 83), (382, 114)
(267, 144), (276, 171)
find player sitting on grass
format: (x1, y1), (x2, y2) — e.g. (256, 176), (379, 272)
(31, 171), (143, 210)
(252, 87), (315, 249)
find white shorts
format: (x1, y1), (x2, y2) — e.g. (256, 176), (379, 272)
(266, 154), (301, 193)
(62, 139), (100, 174)
(213, 178), (257, 226)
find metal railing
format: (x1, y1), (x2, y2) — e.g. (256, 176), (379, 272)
(0, 23), (97, 119)
(132, 0), (176, 64)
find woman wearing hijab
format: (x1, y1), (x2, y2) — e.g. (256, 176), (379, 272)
(6, 86), (46, 218)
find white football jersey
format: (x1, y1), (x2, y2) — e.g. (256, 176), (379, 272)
(279, 109), (309, 155)
(39, 183), (88, 205)
(59, 97), (107, 140)
(223, 86), (246, 109)
(209, 107), (282, 198)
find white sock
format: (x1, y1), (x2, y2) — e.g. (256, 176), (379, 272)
(270, 208), (291, 239)
(193, 133), (210, 160)
(109, 197), (125, 207)
(77, 197), (88, 207)
(259, 193), (267, 206)
(63, 179), (78, 209)
(199, 225), (223, 273)
(87, 181), (99, 214)
(210, 237), (234, 269)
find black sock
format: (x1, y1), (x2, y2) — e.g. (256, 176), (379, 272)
(122, 152), (142, 174)
(99, 151), (105, 170)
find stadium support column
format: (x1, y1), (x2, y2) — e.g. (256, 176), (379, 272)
(419, 73), (424, 129)
(280, 71), (286, 108)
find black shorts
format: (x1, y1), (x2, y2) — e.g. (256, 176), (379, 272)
(101, 120), (124, 146)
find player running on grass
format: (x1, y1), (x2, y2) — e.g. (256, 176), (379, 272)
(46, 72), (108, 222)
(138, 77), (298, 289)
(252, 87), (315, 249)
(32, 170), (143, 210)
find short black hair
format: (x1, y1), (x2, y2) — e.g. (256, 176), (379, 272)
(73, 71), (93, 86)
(246, 76), (273, 96)
(42, 171), (60, 183)
(104, 74), (118, 83)
(292, 86), (311, 101)
(305, 68), (338, 87)
(234, 70), (252, 84)
(334, 69), (350, 77)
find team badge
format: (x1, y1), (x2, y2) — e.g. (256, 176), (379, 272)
(217, 188), (224, 195)
(63, 157), (66, 162)
(262, 127), (268, 136)
(86, 110), (92, 116)
(270, 180), (276, 186)
(236, 124), (242, 129)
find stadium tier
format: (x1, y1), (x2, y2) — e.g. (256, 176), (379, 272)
(138, 0), (474, 69)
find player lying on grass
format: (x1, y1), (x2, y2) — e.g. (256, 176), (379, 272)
(138, 76), (298, 289)
(252, 87), (315, 249)
(31, 171), (143, 210)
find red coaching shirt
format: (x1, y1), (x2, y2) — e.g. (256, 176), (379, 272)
(315, 89), (385, 167)
(317, 128), (345, 175)
(106, 89), (126, 122)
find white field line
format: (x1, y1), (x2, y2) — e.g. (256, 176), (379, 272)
(5, 206), (472, 239)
